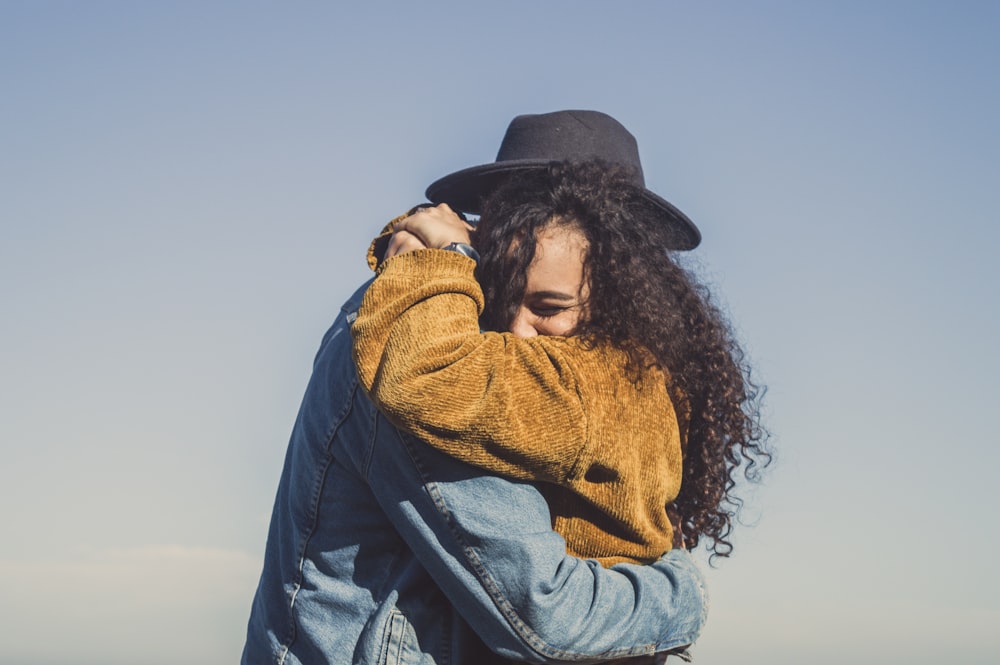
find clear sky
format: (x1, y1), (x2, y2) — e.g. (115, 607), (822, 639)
(1, 2), (998, 664)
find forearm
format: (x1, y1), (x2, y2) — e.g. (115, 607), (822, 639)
(352, 249), (587, 483)
(366, 422), (708, 662)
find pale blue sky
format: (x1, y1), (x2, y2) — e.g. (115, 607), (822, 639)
(1, 2), (998, 664)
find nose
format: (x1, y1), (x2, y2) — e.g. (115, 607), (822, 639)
(509, 309), (538, 338)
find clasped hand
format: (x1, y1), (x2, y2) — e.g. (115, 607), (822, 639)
(385, 203), (474, 260)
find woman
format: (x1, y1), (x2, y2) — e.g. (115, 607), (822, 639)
(352, 159), (769, 564)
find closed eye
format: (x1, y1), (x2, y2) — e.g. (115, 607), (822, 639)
(530, 305), (570, 319)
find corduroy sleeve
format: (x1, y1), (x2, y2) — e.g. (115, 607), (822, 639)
(351, 248), (590, 484)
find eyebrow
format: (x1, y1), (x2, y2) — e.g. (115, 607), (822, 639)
(524, 290), (577, 302)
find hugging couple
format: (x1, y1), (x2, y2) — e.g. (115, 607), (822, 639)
(243, 110), (769, 664)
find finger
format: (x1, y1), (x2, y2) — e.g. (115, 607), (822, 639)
(395, 206), (471, 248)
(386, 233), (422, 259)
(405, 202), (437, 217)
(385, 229), (426, 259)
(422, 203), (476, 232)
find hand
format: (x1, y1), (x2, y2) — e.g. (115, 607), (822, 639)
(384, 229), (427, 260)
(393, 203), (473, 250)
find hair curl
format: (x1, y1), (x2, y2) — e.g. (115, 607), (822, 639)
(474, 160), (771, 558)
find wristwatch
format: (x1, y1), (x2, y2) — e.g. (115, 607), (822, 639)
(441, 242), (480, 263)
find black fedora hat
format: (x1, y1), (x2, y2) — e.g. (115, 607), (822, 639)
(425, 110), (701, 250)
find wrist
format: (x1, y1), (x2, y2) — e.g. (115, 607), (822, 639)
(441, 242), (480, 263)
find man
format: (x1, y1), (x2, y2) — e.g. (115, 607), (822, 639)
(242, 111), (707, 664)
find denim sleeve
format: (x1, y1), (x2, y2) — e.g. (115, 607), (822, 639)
(364, 416), (709, 663)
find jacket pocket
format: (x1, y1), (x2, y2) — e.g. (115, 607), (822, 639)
(377, 608), (414, 665)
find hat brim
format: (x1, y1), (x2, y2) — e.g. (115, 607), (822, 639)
(425, 160), (702, 250)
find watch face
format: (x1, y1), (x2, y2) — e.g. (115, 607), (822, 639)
(444, 243), (480, 262)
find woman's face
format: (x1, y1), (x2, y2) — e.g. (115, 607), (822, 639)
(509, 224), (590, 338)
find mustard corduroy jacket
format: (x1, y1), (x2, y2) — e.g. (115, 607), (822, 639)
(352, 248), (682, 565)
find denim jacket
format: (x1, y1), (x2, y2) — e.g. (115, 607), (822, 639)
(242, 281), (709, 664)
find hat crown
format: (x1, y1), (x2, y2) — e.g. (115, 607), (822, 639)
(424, 109), (701, 249)
(495, 111), (646, 187)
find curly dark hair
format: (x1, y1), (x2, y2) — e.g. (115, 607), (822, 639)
(474, 160), (771, 558)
